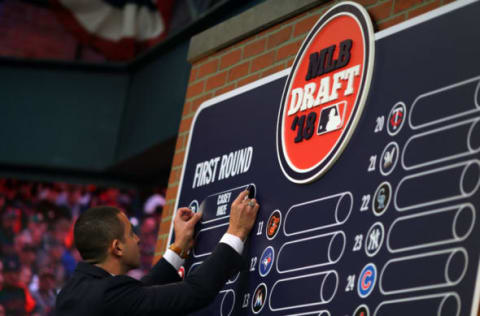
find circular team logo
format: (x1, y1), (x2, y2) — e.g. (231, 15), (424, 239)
(387, 102), (406, 136)
(365, 222), (384, 257)
(266, 210), (282, 240)
(353, 304), (370, 316)
(178, 266), (185, 279)
(276, 1), (375, 183)
(251, 283), (267, 314)
(188, 200), (199, 213)
(259, 246), (275, 277)
(373, 181), (392, 216)
(357, 263), (377, 298)
(380, 141), (399, 176)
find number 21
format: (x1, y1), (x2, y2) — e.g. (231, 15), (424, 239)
(368, 155), (376, 172)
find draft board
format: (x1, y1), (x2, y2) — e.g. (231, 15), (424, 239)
(169, 1), (480, 315)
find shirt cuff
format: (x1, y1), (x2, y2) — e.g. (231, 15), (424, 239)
(220, 233), (244, 255)
(163, 248), (185, 271)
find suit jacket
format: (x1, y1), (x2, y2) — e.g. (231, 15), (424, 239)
(55, 243), (243, 316)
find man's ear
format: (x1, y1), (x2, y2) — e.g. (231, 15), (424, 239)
(111, 239), (123, 257)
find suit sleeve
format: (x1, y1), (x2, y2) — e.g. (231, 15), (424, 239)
(104, 243), (243, 315)
(140, 256), (182, 286)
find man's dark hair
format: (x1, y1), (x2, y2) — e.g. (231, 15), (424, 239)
(74, 206), (125, 263)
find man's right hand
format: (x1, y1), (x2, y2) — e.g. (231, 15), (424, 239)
(226, 190), (260, 241)
(172, 207), (202, 254)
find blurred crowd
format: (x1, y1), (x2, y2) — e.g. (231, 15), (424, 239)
(0, 179), (165, 316)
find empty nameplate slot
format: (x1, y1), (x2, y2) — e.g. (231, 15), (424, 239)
(402, 119), (480, 170)
(374, 293), (460, 316)
(380, 248), (468, 295)
(284, 192), (352, 236)
(409, 77), (480, 129)
(219, 290), (235, 316)
(269, 271), (338, 311)
(192, 289), (236, 316)
(388, 204), (475, 253)
(287, 311), (330, 316)
(395, 160), (480, 211)
(193, 222), (229, 258)
(277, 232), (345, 273)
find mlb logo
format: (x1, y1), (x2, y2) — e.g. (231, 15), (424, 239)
(317, 101), (347, 135)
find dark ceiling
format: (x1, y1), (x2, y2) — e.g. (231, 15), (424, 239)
(0, 0), (266, 189)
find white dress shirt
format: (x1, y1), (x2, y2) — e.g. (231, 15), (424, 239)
(163, 233), (244, 270)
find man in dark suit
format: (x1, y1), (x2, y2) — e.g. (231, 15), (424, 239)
(56, 190), (259, 315)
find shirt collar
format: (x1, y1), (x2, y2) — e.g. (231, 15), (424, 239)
(75, 261), (112, 278)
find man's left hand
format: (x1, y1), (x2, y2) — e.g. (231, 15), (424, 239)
(172, 207), (202, 255)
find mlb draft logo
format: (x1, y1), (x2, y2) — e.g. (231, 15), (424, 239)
(276, 1), (375, 183)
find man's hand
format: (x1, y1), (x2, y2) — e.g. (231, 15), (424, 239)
(172, 207), (202, 254)
(226, 190), (260, 241)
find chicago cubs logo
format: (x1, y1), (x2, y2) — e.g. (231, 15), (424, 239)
(276, 1), (375, 183)
(357, 263), (377, 298)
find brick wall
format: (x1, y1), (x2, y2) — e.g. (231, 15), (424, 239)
(0, 0), (104, 61)
(153, 0), (458, 262)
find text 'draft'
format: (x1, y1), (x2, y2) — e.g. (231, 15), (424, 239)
(284, 192), (352, 236)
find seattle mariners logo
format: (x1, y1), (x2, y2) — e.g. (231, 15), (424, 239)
(276, 1), (375, 183)
(357, 263), (377, 298)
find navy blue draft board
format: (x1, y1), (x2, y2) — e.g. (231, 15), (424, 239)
(169, 1), (480, 315)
